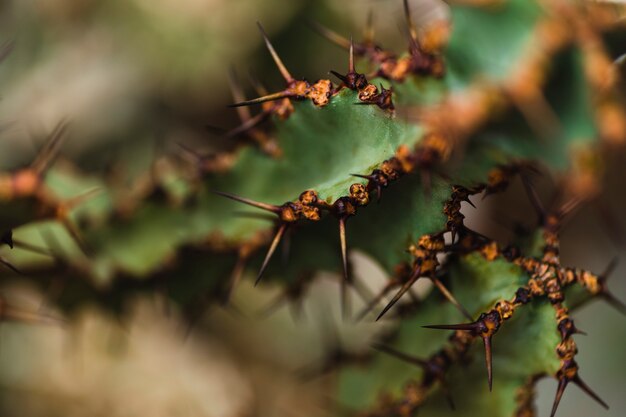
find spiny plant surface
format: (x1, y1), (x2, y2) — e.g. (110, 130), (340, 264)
(0, 0), (625, 416)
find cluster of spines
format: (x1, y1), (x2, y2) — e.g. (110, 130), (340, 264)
(361, 168), (623, 417)
(196, 0), (454, 163)
(213, 130), (458, 314)
(311, 0), (446, 83)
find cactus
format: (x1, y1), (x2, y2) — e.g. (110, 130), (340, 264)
(1, 0), (625, 416)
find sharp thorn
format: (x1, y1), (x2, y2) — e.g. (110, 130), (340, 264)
(376, 267), (420, 321)
(257, 22), (293, 83)
(59, 216), (92, 257)
(227, 67), (253, 122)
(483, 335), (493, 391)
(431, 278), (473, 321)
(330, 70), (348, 84)
(520, 173), (546, 224)
(306, 20), (351, 50)
(355, 284), (392, 322)
(550, 378), (568, 417)
(350, 173), (374, 181)
(340, 271), (349, 320)
(0, 257), (21, 274)
(30, 119), (70, 176)
(403, 0), (420, 51)
(229, 91), (293, 107)
(601, 257), (619, 280)
(422, 322), (479, 331)
(602, 292), (626, 315)
(212, 190), (281, 213)
(224, 111), (270, 139)
(255, 223), (287, 286)
(349, 36), (355, 73)
(339, 216), (349, 284)
(572, 375), (609, 410)
(372, 343), (428, 367)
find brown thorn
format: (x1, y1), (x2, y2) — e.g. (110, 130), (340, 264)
(225, 112), (271, 139)
(349, 36), (355, 73)
(340, 272), (349, 320)
(602, 292), (626, 315)
(63, 187), (102, 211)
(422, 321), (480, 331)
(572, 375), (609, 410)
(520, 173), (546, 224)
(339, 216), (349, 319)
(339, 216), (349, 284)
(330, 70), (348, 84)
(350, 173), (375, 181)
(257, 22), (293, 83)
(232, 211), (277, 222)
(483, 335), (493, 391)
(558, 197), (582, 220)
(255, 222), (287, 286)
(550, 377), (568, 417)
(212, 190), (281, 213)
(306, 20), (351, 50)
(372, 343), (428, 367)
(59, 216), (91, 257)
(30, 120), (70, 176)
(227, 67), (252, 123)
(403, 0), (420, 52)
(601, 257), (619, 280)
(355, 283), (393, 322)
(229, 90), (293, 108)
(376, 267), (421, 321)
(0, 257), (20, 274)
(431, 277), (473, 321)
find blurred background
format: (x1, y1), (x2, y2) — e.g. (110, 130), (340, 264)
(0, 1), (624, 416)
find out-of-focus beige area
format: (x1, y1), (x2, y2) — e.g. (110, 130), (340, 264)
(0, 1), (624, 416)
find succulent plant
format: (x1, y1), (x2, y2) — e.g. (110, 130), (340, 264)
(1, 0), (625, 416)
